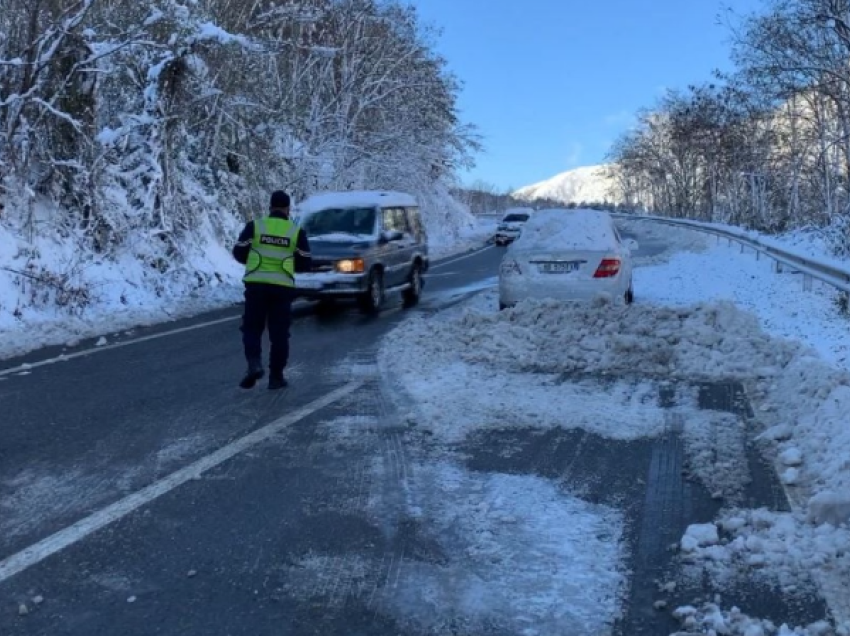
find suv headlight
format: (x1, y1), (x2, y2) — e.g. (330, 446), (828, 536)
(335, 258), (365, 273)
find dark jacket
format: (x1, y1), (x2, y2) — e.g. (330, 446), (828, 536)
(232, 210), (312, 273)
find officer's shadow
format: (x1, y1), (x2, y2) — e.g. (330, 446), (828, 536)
(311, 298), (350, 323)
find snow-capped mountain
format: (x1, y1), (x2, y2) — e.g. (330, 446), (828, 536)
(513, 164), (621, 205)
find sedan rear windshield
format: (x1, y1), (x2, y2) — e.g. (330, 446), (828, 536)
(503, 213), (530, 223)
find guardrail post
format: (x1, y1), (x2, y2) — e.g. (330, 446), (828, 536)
(773, 260), (783, 274)
(803, 274), (813, 291)
(740, 243), (745, 253)
(756, 250), (760, 261)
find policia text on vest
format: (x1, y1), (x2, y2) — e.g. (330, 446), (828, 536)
(232, 191), (312, 390)
(244, 217), (301, 287)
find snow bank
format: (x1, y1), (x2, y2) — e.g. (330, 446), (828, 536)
(514, 208), (618, 251)
(380, 264), (850, 628)
(626, 221), (850, 518)
(617, 217), (710, 265)
(383, 291), (795, 385)
(416, 185), (484, 258)
(618, 220), (850, 629)
(681, 509), (850, 592)
(623, 213), (850, 273)
(0, 211), (244, 360)
(671, 602), (834, 635)
(633, 240), (850, 369)
(0, 187), (484, 360)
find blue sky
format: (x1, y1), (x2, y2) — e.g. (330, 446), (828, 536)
(414, 0), (765, 191)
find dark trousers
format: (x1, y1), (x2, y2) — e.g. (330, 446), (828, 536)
(240, 283), (295, 374)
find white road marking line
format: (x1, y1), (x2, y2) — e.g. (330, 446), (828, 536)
(0, 381), (364, 584)
(0, 315), (241, 378)
(0, 245), (495, 376)
(430, 244), (494, 269)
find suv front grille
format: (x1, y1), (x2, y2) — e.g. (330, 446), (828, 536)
(311, 259), (335, 273)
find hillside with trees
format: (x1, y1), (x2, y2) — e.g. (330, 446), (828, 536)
(0, 0), (478, 317)
(608, 0), (850, 256)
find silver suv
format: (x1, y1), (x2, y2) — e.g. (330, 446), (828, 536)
(293, 191), (430, 313)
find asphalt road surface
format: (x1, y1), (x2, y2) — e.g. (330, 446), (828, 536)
(0, 233), (826, 635)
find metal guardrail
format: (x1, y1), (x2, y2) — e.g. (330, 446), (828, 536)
(613, 213), (850, 295)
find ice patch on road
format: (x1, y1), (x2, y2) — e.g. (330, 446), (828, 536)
(320, 415), (380, 440)
(0, 434), (209, 544)
(0, 466), (108, 540)
(388, 465), (626, 636)
(282, 463), (627, 635)
(154, 433), (208, 469)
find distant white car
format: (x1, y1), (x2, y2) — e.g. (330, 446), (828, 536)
(498, 208), (637, 309)
(494, 208), (534, 246)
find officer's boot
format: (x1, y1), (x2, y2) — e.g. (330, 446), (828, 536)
(239, 358), (265, 389)
(268, 370), (288, 391)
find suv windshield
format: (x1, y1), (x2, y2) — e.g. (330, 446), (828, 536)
(503, 213), (529, 223)
(302, 207), (377, 238)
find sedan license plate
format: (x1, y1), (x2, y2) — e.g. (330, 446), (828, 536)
(538, 261), (580, 274)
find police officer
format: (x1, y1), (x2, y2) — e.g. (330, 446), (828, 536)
(232, 190), (311, 390)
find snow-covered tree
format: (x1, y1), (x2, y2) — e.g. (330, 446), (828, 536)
(0, 0), (478, 284)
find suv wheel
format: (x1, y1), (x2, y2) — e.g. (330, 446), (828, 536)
(358, 268), (384, 314)
(402, 264), (423, 308)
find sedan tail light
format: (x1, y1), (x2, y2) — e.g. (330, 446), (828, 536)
(593, 258), (621, 278)
(500, 259), (522, 275)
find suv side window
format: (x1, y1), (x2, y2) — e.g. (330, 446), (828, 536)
(406, 207), (426, 241)
(382, 207), (410, 235)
